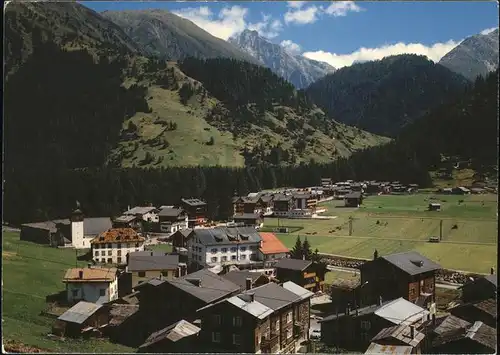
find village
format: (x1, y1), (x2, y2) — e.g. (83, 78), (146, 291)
(4, 178), (497, 354)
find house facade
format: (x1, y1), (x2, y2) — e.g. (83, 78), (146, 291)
(275, 258), (325, 293)
(127, 251), (187, 289)
(232, 213), (263, 229)
(258, 232), (289, 264)
(123, 206), (159, 223)
(158, 207), (189, 234)
(180, 198), (208, 227)
(345, 192), (363, 207)
(272, 195), (295, 217)
(91, 228), (146, 265)
(62, 266), (119, 304)
(187, 227), (262, 268)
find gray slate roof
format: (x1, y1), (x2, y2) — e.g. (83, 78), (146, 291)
(272, 194), (294, 202)
(282, 281), (315, 300)
(192, 226), (262, 246)
(140, 319), (200, 348)
(275, 258), (312, 271)
(158, 207), (185, 217)
(433, 315), (471, 335)
(240, 282), (301, 311)
(127, 253), (180, 272)
(222, 270), (265, 289)
(381, 251), (442, 275)
(124, 206), (157, 216)
(58, 301), (102, 324)
(181, 198), (207, 207)
(114, 215), (137, 223)
(371, 324), (425, 347)
(84, 217), (112, 236)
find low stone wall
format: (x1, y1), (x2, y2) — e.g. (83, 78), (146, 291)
(318, 253), (483, 285)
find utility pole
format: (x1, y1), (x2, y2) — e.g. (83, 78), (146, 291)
(349, 217), (353, 236)
(439, 220), (443, 241)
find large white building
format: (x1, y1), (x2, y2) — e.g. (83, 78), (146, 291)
(62, 266), (119, 304)
(90, 228), (146, 265)
(187, 227), (262, 268)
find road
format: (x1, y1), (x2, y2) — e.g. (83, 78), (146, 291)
(326, 265), (462, 289)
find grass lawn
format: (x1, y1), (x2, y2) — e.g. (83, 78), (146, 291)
(267, 193), (497, 274)
(2, 231), (134, 353)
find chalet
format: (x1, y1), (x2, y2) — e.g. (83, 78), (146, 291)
(359, 251), (441, 307)
(123, 206), (159, 223)
(138, 320), (201, 353)
(319, 297), (429, 351)
(430, 321), (496, 354)
(105, 303), (140, 347)
(344, 192), (363, 207)
(259, 195), (274, 215)
(329, 276), (361, 311)
(221, 270), (271, 292)
(171, 228), (194, 250)
(62, 266), (119, 304)
(90, 228), (145, 265)
(20, 207), (112, 249)
(187, 226), (262, 268)
(52, 301), (110, 338)
(180, 198), (208, 227)
(258, 232), (289, 264)
(368, 324), (426, 354)
(126, 251), (187, 289)
(448, 298), (497, 328)
(452, 187), (471, 195)
(272, 194), (295, 217)
(460, 274), (497, 303)
(292, 193), (318, 211)
(232, 213), (263, 229)
(197, 281), (313, 354)
(275, 258), (325, 292)
(158, 207), (188, 234)
(135, 269), (241, 338)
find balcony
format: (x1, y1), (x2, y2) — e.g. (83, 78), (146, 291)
(261, 334), (279, 351)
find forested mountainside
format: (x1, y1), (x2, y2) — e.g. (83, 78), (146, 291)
(228, 29), (335, 89)
(101, 10), (259, 64)
(439, 29), (499, 81)
(4, 1), (142, 77)
(340, 70), (498, 182)
(305, 54), (470, 137)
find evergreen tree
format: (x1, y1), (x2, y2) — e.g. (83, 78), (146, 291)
(302, 237), (313, 260)
(290, 236), (303, 259)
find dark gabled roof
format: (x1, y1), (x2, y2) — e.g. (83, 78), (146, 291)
(259, 195), (273, 203)
(292, 193), (314, 199)
(240, 282), (301, 311)
(432, 315), (471, 336)
(371, 324), (425, 347)
(320, 302), (391, 323)
(432, 321), (496, 350)
(345, 192), (362, 199)
(113, 215), (137, 223)
(139, 319), (200, 348)
(453, 298), (497, 318)
(158, 207), (185, 217)
(275, 258), (312, 271)
(127, 253), (180, 272)
(83, 217), (112, 236)
(380, 251), (441, 276)
(192, 226), (262, 246)
(124, 206), (157, 215)
(484, 274), (497, 287)
(180, 198), (207, 207)
(222, 270), (265, 289)
(233, 213), (261, 220)
(167, 269), (240, 303)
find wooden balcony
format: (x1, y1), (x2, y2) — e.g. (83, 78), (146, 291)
(261, 334), (279, 351)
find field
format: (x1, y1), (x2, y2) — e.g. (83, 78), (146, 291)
(269, 193), (497, 274)
(1, 231), (134, 352)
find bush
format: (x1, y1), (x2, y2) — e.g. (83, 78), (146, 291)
(206, 137), (215, 146)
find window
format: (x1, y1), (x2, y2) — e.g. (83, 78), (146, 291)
(240, 255), (246, 260)
(117, 257), (122, 263)
(95, 251), (99, 256)
(222, 256), (228, 262)
(101, 258), (106, 263)
(360, 321), (371, 330)
(286, 328), (292, 339)
(95, 244), (100, 249)
(211, 248), (218, 253)
(72, 289), (78, 297)
(117, 250), (122, 256)
(232, 334), (241, 345)
(211, 332), (221, 343)
(198, 255), (202, 261)
(275, 320), (279, 331)
(138, 271), (146, 277)
(211, 257), (218, 263)
(108, 250), (112, 256)
(240, 246), (247, 251)
(221, 248), (228, 253)
(231, 255), (237, 260)
(161, 271), (169, 277)
(107, 243), (112, 248)
(230, 247), (237, 252)
(99, 289), (106, 296)
(213, 314), (222, 325)
(107, 258), (112, 264)
(117, 243), (122, 249)
(233, 316), (242, 327)
(286, 312), (292, 323)
(101, 251), (105, 256)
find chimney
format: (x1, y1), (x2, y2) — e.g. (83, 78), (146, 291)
(491, 267), (494, 275)
(245, 277), (253, 291)
(249, 292), (255, 302)
(302, 254), (306, 261)
(78, 270), (84, 279)
(410, 325), (415, 339)
(379, 296), (383, 306)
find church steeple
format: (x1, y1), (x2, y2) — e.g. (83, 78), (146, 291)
(70, 200), (84, 222)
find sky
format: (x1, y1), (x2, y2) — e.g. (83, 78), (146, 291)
(82, 1), (498, 69)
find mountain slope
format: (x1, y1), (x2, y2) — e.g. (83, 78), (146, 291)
(101, 10), (259, 64)
(4, 1), (143, 76)
(306, 54), (470, 137)
(228, 30), (335, 89)
(439, 29), (499, 81)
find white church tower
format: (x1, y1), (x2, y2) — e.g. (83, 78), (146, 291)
(70, 201), (85, 249)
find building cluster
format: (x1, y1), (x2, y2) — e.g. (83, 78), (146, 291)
(321, 250), (497, 354)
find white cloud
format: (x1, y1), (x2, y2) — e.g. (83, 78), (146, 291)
(302, 40), (461, 69)
(324, 1), (363, 17)
(280, 40), (302, 55)
(480, 27), (497, 35)
(172, 6), (283, 40)
(284, 1), (364, 25)
(284, 5), (320, 25)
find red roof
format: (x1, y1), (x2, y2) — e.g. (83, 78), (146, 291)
(259, 232), (289, 255)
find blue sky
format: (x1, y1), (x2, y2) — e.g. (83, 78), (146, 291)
(82, 1), (498, 68)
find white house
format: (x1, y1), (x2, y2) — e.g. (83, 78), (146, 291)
(187, 226), (262, 268)
(123, 206), (159, 223)
(158, 207), (189, 234)
(62, 266), (119, 304)
(90, 228), (146, 265)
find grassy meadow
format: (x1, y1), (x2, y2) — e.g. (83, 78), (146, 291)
(268, 193), (497, 274)
(1, 231), (134, 352)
